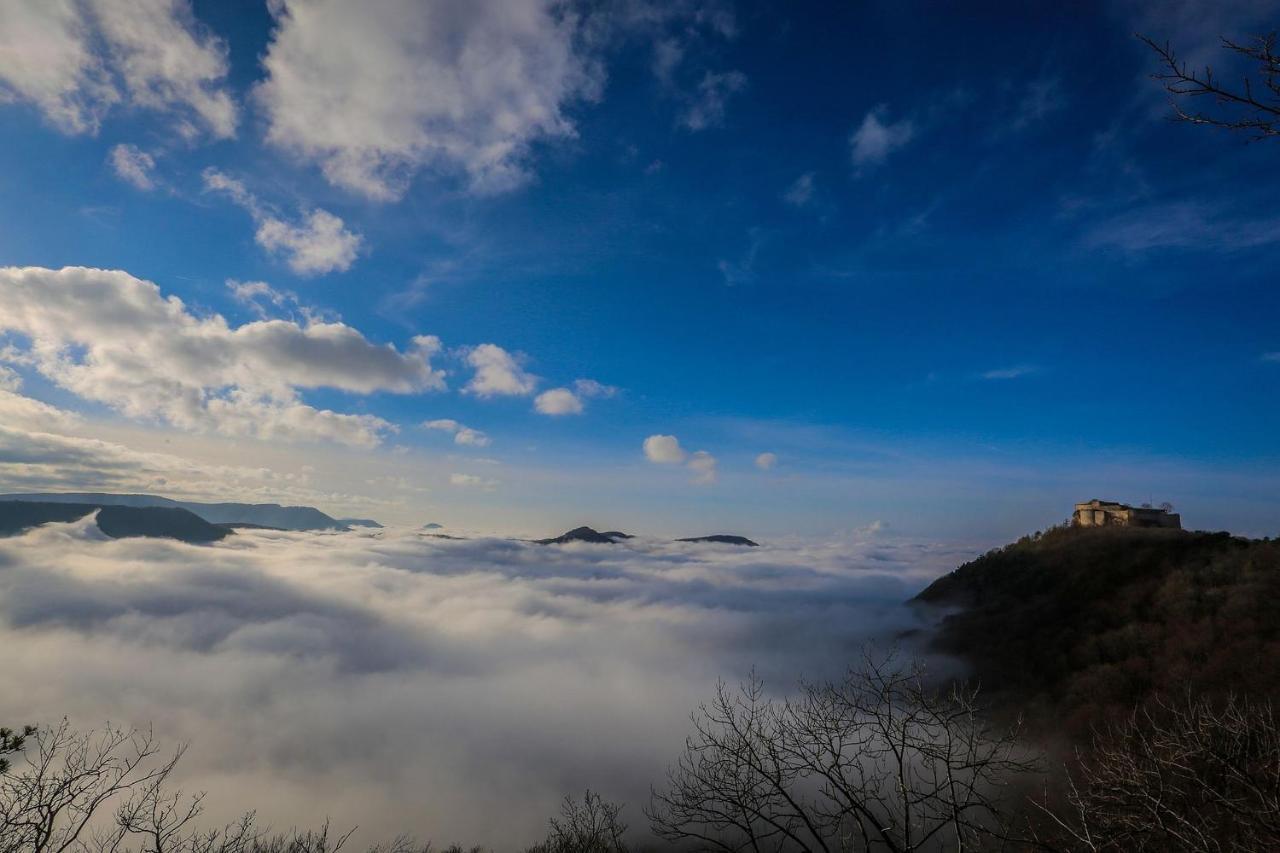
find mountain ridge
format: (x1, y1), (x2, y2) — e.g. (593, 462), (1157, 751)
(0, 501), (231, 543)
(0, 492), (353, 531)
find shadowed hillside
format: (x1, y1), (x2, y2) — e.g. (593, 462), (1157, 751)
(0, 492), (348, 530)
(0, 501), (231, 543)
(914, 525), (1280, 733)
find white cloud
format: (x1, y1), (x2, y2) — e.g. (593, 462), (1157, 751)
(203, 169), (362, 276)
(107, 143), (156, 190)
(850, 105), (915, 168)
(227, 279), (299, 319)
(0, 266), (446, 447)
(783, 172), (815, 207)
(253, 0), (603, 200)
(755, 452), (777, 471)
(256, 210), (363, 277)
(449, 472), (498, 489)
(574, 378), (618, 398)
(687, 449), (717, 485)
(465, 344), (538, 398)
(0, 0), (235, 138)
(423, 419), (491, 448)
(681, 69), (746, 131)
(643, 434), (685, 464)
(980, 364), (1038, 381)
(644, 434), (719, 484)
(0, 389), (82, 433)
(0, 522), (950, 846)
(1263, 352), (1280, 363)
(534, 388), (583, 416)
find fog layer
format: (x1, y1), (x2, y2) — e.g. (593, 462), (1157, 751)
(0, 518), (970, 847)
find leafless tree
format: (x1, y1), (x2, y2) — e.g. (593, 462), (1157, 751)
(1140, 32), (1280, 139)
(527, 790), (627, 853)
(0, 721), (359, 853)
(1034, 693), (1280, 852)
(646, 651), (1038, 852)
(0, 720), (179, 853)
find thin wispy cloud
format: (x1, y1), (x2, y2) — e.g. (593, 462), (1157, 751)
(108, 143), (156, 190)
(681, 69), (747, 130)
(783, 172), (816, 207)
(980, 365), (1039, 381)
(1083, 202), (1280, 254)
(850, 105), (915, 169)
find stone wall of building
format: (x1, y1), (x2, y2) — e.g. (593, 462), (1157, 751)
(1073, 499), (1181, 529)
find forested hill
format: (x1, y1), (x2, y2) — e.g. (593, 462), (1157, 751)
(913, 525), (1280, 734)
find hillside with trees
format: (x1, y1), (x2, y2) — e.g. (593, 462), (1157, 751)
(914, 525), (1280, 734)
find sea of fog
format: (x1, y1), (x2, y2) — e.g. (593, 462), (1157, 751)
(0, 518), (977, 848)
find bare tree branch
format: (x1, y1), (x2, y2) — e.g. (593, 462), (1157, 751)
(1139, 32), (1280, 140)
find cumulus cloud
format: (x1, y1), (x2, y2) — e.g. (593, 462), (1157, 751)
(850, 105), (915, 168)
(423, 419), (491, 448)
(534, 388), (583, 416)
(755, 452), (777, 470)
(0, 266), (445, 447)
(643, 434), (685, 464)
(644, 435), (720, 484)
(108, 143), (156, 189)
(203, 169), (362, 276)
(465, 344), (538, 398)
(0, 0), (235, 138)
(681, 69), (747, 130)
(253, 0), (604, 200)
(0, 520), (967, 847)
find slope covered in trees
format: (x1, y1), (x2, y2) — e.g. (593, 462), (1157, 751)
(914, 525), (1280, 733)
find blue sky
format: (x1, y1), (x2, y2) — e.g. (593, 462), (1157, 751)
(0, 0), (1277, 540)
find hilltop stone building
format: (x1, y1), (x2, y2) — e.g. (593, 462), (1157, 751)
(1073, 499), (1181, 529)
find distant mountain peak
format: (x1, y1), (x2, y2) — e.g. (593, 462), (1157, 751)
(676, 534), (759, 547)
(536, 526), (632, 545)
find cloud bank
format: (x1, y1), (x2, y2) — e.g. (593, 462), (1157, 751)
(0, 518), (966, 847)
(0, 266), (443, 447)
